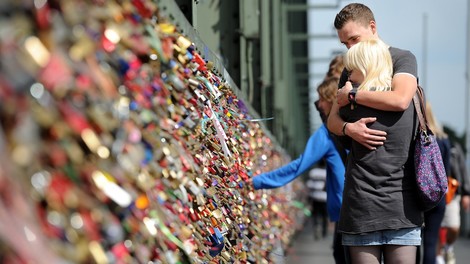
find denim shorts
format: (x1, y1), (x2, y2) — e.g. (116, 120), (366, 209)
(342, 227), (421, 246)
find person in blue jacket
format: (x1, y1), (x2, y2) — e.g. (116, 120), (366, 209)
(248, 76), (347, 264)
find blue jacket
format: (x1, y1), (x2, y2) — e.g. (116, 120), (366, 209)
(252, 124), (345, 221)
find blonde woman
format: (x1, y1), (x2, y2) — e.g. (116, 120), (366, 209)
(331, 38), (423, 264)
(344, 38), (392, 92)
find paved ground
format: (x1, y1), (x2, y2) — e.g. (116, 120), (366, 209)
(284, 219), (470, 264)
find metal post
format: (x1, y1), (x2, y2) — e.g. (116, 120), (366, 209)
(464, 0), (470, 237)
(260, 0), (271, 118)
(466, 0), (470, 169)
(192, 0), (198, 30)
(422, 13), (428, 90)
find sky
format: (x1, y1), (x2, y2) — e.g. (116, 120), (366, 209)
(308, 0), (469, 136)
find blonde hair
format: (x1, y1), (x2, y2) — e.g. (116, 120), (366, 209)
(425, 102), (447, 139)
(344, 39), (393, 91)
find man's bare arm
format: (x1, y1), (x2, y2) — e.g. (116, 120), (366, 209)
(337, 74), (417, 111)
(327, 96), (387, 150)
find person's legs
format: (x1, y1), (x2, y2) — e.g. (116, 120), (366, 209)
(383, 245), (417, 264)
(444, 226), (459, 264)
(382, 227), (421, 264)
(319, 202), (328, 237)
(440, 196), (461, 264)
(312, 200), (322, 239)
(446, 226), (459, 244)
(422, 198), (446, 264)
(333, 223), (348, 264)
(415, 227), (425, 264)
(348, 246), (381, 264)
(343, 231), (381, 264)
(343, 228), (420, 264)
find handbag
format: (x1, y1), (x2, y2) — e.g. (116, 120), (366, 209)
(413, 86), (448, 211)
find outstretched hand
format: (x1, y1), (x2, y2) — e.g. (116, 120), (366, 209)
(346, 117), (387, 150)
(245, 178), (254, 190)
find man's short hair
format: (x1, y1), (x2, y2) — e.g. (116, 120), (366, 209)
(334, 3), (375, 30)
